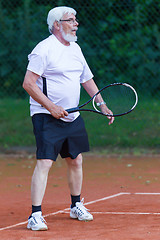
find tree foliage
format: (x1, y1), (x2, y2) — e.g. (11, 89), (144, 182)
(0, 0), (160, 97)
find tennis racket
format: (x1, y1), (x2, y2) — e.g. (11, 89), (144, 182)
(66, 83), (138, 117)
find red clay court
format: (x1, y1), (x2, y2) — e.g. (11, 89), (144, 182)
(0, 153), (160, 240)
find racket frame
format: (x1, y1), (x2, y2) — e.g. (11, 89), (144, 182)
(66, 82), (138, 117)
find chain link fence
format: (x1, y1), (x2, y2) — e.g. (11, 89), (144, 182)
(0, 0), (160, 98)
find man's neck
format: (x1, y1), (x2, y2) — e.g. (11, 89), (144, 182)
(53, 33), (70, 46)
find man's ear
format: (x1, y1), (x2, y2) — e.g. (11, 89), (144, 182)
(53, 21), (60, 30)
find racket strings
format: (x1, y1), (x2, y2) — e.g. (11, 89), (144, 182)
(95, 85), (136, 115)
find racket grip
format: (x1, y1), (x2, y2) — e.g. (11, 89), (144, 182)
(66, 107), (79, 113)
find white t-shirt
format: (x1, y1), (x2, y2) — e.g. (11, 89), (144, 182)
(27, 34), (93, 122)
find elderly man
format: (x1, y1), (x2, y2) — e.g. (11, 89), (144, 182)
(23, 6), (114, 231)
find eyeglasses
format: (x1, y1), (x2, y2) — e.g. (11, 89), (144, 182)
(59, 18), (79, 24)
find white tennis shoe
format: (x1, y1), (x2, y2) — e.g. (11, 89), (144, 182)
(27, 211), (48, 231)
(70, 198), (93, 221)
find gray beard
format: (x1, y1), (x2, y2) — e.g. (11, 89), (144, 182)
(60, 26), (77, 42)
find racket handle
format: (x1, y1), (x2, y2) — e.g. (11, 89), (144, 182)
(66, 107), (80, 113)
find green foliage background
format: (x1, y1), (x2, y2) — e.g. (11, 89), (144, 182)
(0, 0), (160, 97)
(0, 0), (159, 152)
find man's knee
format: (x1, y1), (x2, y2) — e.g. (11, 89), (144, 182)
(36, 159), (53, 172)
(66, 154), (83, 168)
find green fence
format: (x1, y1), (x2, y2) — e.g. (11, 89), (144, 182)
(0, 0), (160, 98)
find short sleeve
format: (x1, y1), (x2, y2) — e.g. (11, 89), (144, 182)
(27, 43), (48, 76)
(80, 57), (94, 83)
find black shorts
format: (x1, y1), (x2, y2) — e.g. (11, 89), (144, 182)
(32, 114), (89, 161)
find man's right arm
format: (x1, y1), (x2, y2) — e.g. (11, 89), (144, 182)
(22, 70), (68, 119)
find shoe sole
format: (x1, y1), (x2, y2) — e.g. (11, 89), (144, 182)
(78, 217), (93, 221)
(70, 215), (93, 221)
(27, 225), (48, 231)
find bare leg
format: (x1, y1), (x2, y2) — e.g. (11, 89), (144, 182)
(31, 159), (53, 206)
(65, 154), (83, 196)
(67, 154), (93, 221)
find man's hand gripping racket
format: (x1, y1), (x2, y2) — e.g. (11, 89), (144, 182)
(66, 83), (138, 124)
(98, 103), (114, 125)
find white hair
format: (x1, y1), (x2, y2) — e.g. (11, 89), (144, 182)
(47, 6), (77, 34)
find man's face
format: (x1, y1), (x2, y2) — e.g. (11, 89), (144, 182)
(59, 13), (79, 42)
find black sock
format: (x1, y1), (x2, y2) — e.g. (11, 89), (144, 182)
(32, 205), (42, 214)
(71, 195), (80, 208)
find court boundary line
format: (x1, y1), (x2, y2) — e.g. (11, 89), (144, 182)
(1, 192), (160, 231)
(63, 211), (160, 215)
(91, 212), (160, 215)
(0, 192), (127, 231)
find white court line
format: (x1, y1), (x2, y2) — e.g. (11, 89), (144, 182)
(82, 192), (131, 206)
(90, 212), (160, 215)
(0, 209), (70, 231)
(1, 192), (160, 231)
(135, 193), (160, 195)
(0, 192), (126, 231)
(63, 211), (160, 215)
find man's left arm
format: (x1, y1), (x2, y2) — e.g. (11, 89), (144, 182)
(82, 79), (114, 125)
